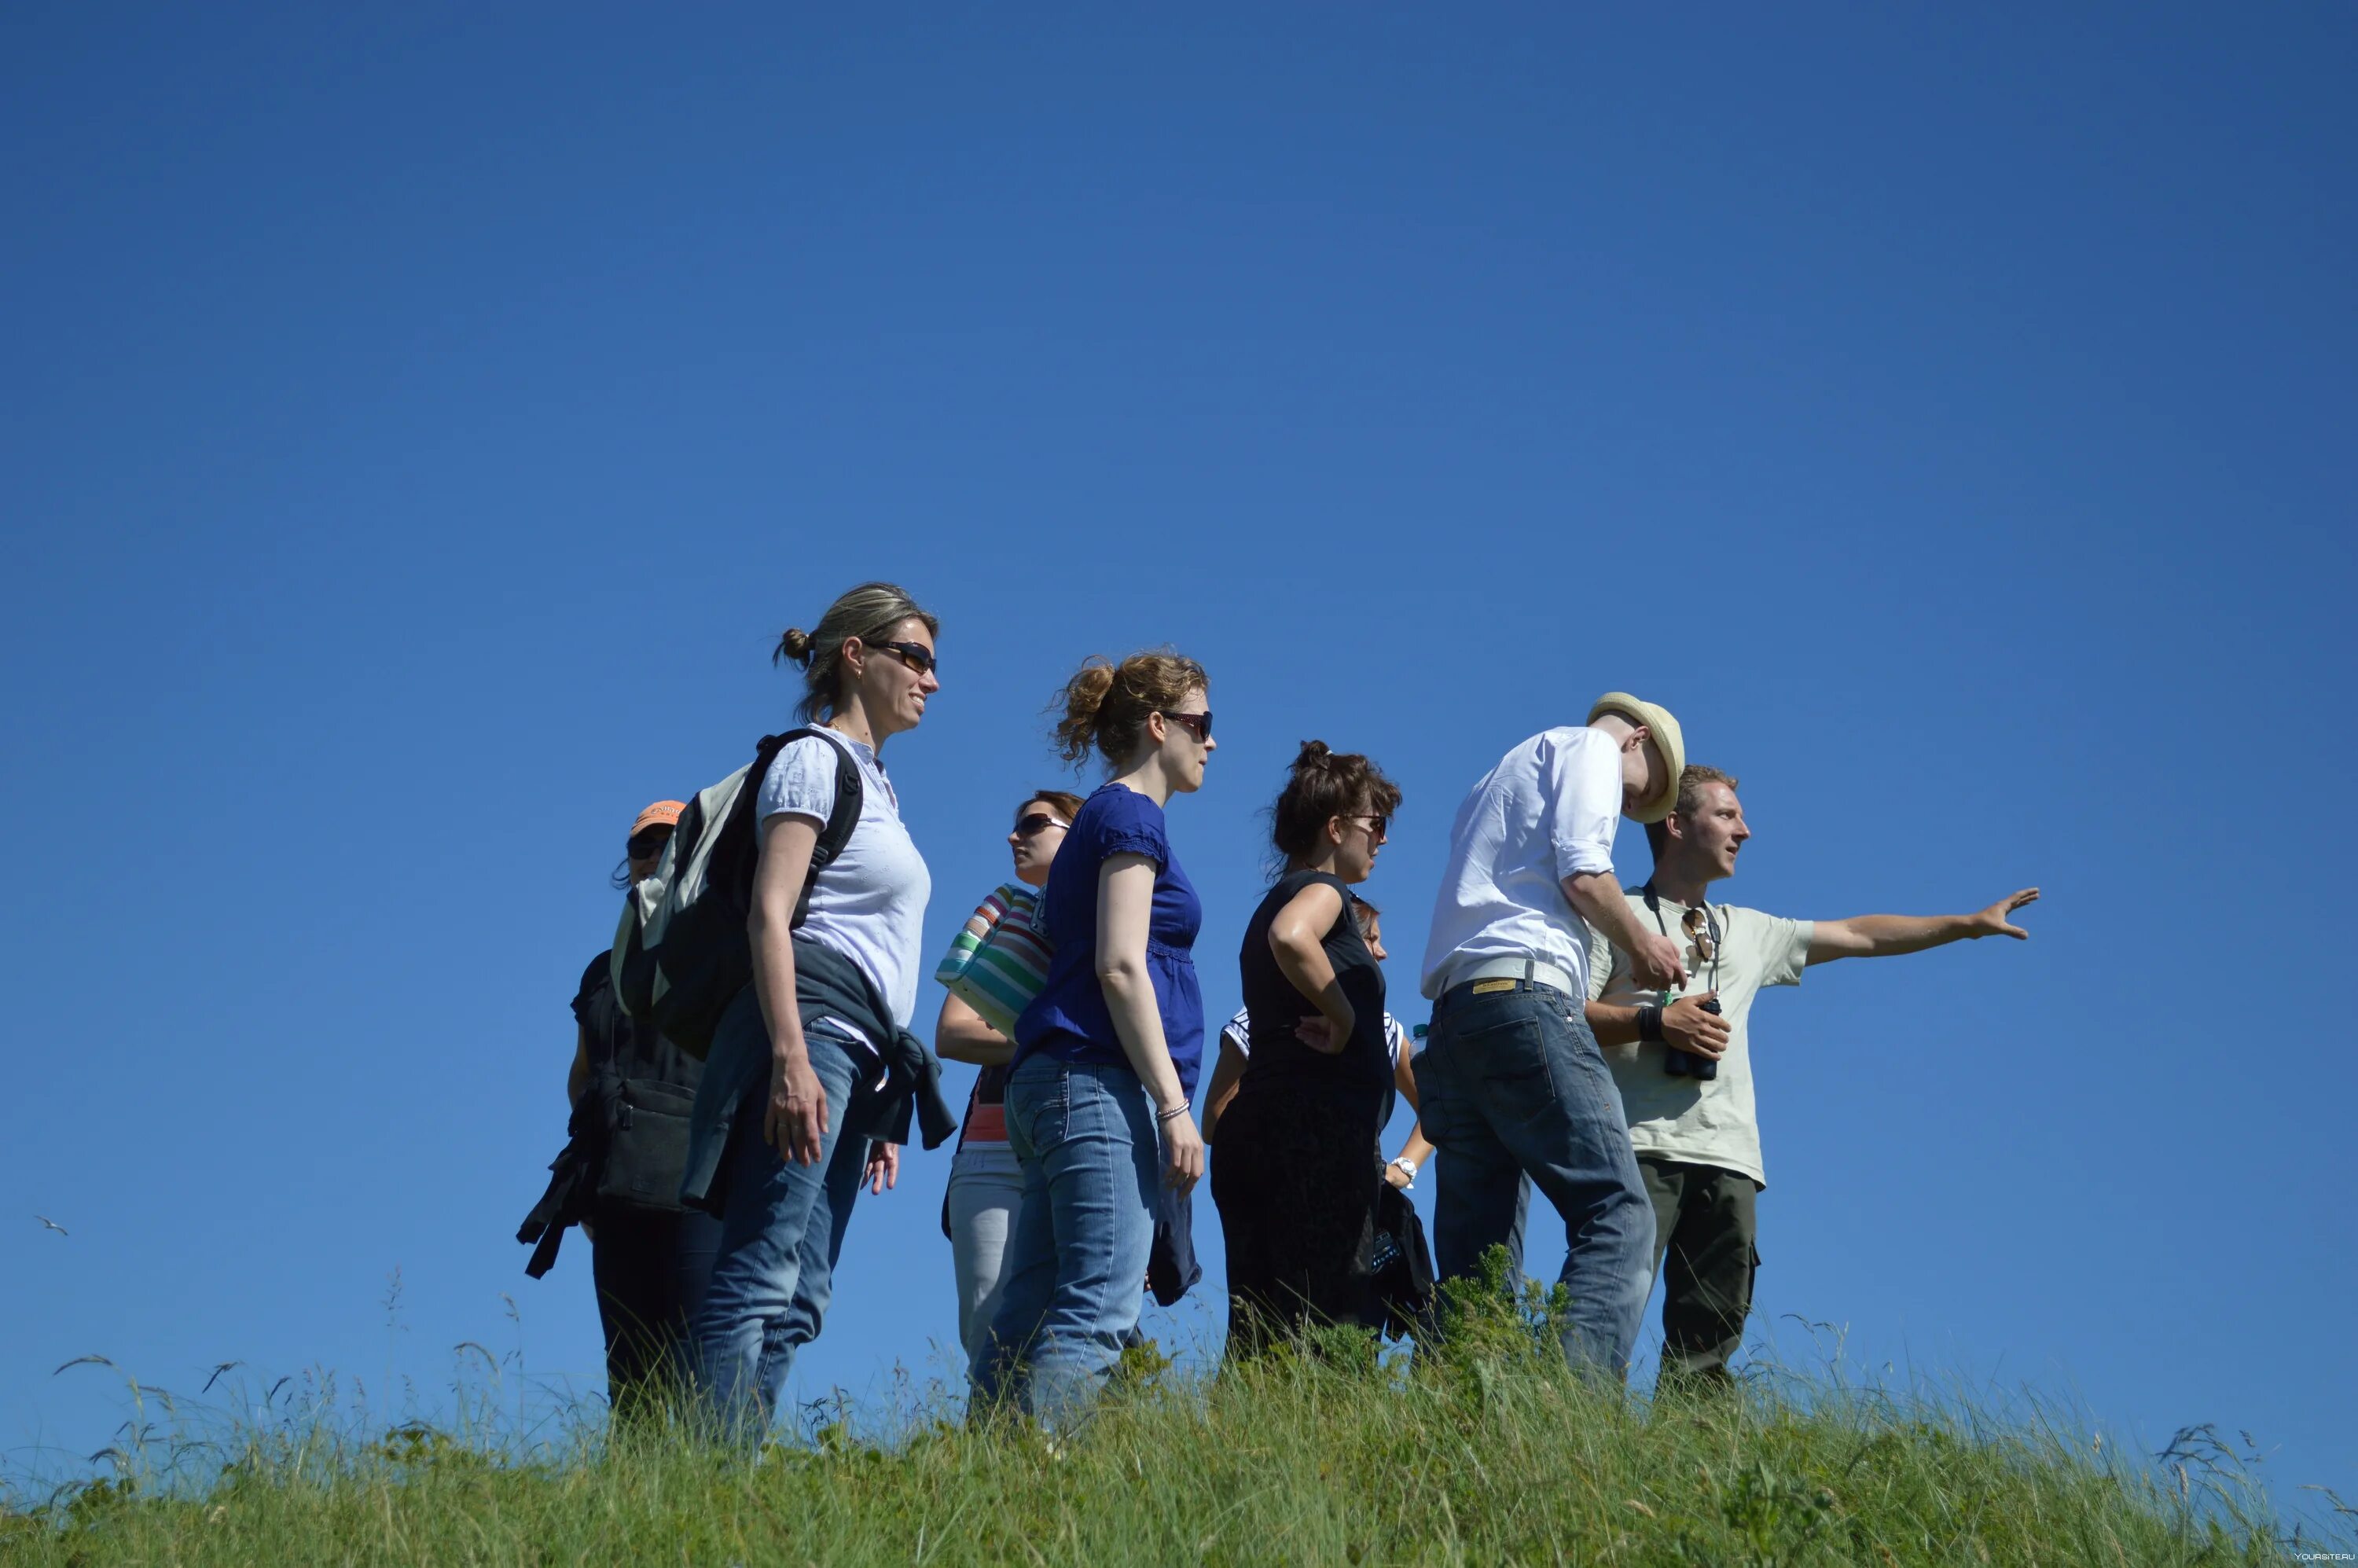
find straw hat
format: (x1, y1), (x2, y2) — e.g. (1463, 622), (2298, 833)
(1585, 694), (1685, 823)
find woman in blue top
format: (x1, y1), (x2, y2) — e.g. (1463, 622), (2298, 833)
(973, 650), (1214, 1424)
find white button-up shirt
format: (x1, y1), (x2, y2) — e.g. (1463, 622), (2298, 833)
(1419, 725), (1623, 1000)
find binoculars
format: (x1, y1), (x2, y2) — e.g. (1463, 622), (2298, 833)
(1662, 995), (1724, 1081)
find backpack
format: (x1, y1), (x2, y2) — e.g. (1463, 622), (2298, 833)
(611, 728), (863, 1057)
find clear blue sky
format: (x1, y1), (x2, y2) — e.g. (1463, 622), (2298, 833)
(5, 1), (2351, 1526)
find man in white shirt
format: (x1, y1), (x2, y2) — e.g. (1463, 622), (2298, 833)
(1415, 693), (1691, 1382)
(1585, 766), (2039, 1391)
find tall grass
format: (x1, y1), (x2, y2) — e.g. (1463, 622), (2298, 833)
(5, 1258), (2345, 1566)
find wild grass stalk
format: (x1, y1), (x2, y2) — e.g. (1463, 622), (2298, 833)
(3, 1256), (2344, 1566)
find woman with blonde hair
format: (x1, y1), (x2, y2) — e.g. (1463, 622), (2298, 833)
(683, 581), (950, 1438)
(972, 651), (1214, 1424)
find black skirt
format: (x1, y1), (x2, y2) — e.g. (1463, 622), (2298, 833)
(1210, 1079), (1389, 1354)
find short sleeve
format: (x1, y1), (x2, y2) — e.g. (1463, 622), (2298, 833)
(573, 952), (610, 1023)
(755, 736), (841, 826)
(1585, 922), (1618, 1001)
(1221, 1007), (1251, 1056)
(1383, 1013), (1409, 1063)
(1089, 788), (1170, 869)
(1754, 912), (1813, 990)
(1548, 729), (1622, 883)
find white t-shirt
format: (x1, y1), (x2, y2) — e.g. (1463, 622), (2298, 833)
(1420, 725), (1624, 999)
(1220, 1004), (1410, 1069)
(755, 731), (931, 1041)
(1586, 887), (1812, 1188)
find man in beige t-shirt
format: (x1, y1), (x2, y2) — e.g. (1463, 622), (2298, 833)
(1586, 766), (2040, 1390)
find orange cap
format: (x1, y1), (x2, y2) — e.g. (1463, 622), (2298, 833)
(630, 800), (686, 839)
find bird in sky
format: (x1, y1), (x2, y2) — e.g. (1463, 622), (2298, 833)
(35, 1216), (68, 1236)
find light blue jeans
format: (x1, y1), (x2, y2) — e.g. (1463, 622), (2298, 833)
(1413, 980), (1655, 1382)
(971, 1057), (1157, 1426)
(945, 1144), (1026, 1373)
(692, 1025), (875, 1439)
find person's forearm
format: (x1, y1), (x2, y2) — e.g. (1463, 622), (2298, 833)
(1564, 871), (1654, 957)
(1842, 913), (1980, 957)
(1099, 960), (1188, 1111)
(567, 1030), (591, 1105)
(750, 905), (808, 1064)
(1271, 931), (1353, 1032)
(935, 1012), (1015, 1066)
(1203, 1078), (1240, 1139)
(1585, 1001), (1642, 1046)
(1392, 1125), (1434, 1168)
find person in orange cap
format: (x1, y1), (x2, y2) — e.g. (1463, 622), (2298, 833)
(527, 798), (718, 1423)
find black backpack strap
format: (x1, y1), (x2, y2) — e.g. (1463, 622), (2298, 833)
(786, 726), (865, 930)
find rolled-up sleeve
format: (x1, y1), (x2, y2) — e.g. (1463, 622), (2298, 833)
(1548, 729), (1622, 882)
(1585, 922), (1618, 1001)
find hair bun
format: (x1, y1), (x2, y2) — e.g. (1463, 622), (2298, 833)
(774, 627), (814, 668)
(1295, 740), (1333, 767)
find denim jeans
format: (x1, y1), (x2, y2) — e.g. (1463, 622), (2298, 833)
(692, 1026), (876, 1438)
(945, 1144), (1027, 1373)
(1412, 981), (1655, 1381)
(971, 1057), (1158, 1427)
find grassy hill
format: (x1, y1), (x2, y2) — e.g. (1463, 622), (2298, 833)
(5, 1264), (2339, 1566)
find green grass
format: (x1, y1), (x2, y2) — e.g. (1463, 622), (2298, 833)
(5, 1261), (2345, 1566)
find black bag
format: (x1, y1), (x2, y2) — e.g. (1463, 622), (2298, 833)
(593, 1076), (698, 1211)
(1371, 1179), (1436, 1340)
(614, 728), (864, 1056)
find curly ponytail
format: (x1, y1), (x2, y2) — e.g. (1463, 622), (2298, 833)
(1049, 650), (1207, 769)
(1269, 740), (1402, 865)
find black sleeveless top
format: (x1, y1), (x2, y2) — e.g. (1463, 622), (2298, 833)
(1236, 869), (1390, 1093)
(575, 949), (703, 1091)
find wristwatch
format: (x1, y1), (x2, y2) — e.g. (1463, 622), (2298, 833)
(1387, 1155), (1420, 1188)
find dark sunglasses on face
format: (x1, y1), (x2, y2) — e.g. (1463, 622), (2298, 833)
(1012, 813), (1068, 839)
(866, 640), (938, 676)
(627, 828), (672, 859)
(1344, 813), (1390, 841)
(1157, 709), (1213, 744)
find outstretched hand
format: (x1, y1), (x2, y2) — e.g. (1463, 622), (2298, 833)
(1972, 888), (2041, 939)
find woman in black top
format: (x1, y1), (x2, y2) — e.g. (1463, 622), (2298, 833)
(1212, 741), (1403, 1355)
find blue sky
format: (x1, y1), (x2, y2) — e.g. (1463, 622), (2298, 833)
(4, 0), (2351, 1526)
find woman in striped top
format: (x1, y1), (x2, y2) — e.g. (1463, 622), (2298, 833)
(933, 789), (1082, 1372)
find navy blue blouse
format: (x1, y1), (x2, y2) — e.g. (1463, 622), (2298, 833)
(1013, 783), (1206, 1096)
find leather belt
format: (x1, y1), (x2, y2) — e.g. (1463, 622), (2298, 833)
(1447, 954), (1577, 998)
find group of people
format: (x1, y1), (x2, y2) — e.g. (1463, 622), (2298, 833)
(523, 578), (2040, 1434)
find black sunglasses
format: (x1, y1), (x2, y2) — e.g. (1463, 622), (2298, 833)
(1681, 904), (1720, 964)
(866, 639), (938, 676)
(1013, 813), (1068, 839)
(1157, 709), (1213, 744)
(626, 828), (672, 858)
(1343, 813), (1390, 841)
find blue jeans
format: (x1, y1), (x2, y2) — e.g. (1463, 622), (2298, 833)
(971, 1056), (1157, 1426)
(1412, 981), (1655, 1381)
(692, 1026), (875, 1438)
